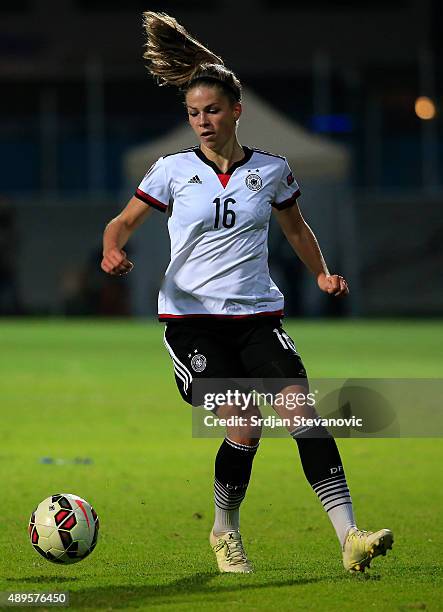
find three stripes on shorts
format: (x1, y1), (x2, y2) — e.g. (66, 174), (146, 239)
(163, 330), (193, 393)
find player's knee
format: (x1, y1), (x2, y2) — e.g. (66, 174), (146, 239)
(276, 383), (316, 417)
(223, 404), (263, 443)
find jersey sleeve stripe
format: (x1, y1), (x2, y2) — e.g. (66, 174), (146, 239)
(272, 189), (301, 211)
(135, 188), (168, 212)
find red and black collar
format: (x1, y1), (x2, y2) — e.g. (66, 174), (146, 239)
(193, 146), (253, 176)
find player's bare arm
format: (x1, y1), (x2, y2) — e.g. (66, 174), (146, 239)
(101, 196), (154, 275)
(273, 202), (349, 297)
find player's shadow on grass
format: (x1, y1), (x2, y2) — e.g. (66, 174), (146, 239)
(69, 571), (328, 608)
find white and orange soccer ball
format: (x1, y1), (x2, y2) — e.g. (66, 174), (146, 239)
(28, 494), (99, 564)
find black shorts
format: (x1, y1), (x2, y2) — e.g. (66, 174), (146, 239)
(163, 317), (307, 406)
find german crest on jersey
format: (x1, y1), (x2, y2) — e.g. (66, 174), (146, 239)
(245, 173), (262, 191)
(191, 353), (207, 372)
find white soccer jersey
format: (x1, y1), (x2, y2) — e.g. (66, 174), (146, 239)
(135, 146), (301, 320)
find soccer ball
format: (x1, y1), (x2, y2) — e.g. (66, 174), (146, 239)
(28, 493), (99, 564)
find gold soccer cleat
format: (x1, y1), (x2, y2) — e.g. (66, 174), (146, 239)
(209, 530), (253, 573)
(343, 527), (394, 573)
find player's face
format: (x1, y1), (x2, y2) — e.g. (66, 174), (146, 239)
(186, 86), (241, 151)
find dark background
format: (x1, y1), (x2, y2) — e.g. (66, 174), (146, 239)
(0, 0), (442, 316)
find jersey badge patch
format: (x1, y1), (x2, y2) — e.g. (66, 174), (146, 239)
(188, 175), (203, 184)
(191, 353), (207, 372)
(245, 173), (262, 191)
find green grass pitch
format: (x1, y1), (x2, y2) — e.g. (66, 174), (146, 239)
(0, 319), (442, 611)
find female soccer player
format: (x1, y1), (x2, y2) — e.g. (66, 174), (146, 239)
(101, 12), (393, 574)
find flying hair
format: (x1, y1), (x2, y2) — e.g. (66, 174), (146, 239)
(142, 12), (242, 102)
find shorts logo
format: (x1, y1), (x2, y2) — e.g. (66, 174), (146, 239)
(245, 174), (262, 191)
(191, 353), (207, 372)
(287, 172), (294, 186)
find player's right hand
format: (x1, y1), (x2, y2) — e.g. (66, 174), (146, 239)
(101, 248), (134, 276)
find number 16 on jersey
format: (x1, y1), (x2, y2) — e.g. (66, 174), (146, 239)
(213, 198), (236, 229)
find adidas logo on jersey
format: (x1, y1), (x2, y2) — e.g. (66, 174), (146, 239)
(188, 175), (202, 184)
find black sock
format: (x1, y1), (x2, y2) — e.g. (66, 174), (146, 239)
(213, 438), (259, 534)
(291, 426), (356, 546)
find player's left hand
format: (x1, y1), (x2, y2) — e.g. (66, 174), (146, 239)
(317, 272), (349, 297)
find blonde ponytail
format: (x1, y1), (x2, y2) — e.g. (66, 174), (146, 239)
(142, 12), (223, 87)
(142, 12), (242, 101)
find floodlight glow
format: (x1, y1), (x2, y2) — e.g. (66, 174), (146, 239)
(415, 96), (436, 120)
